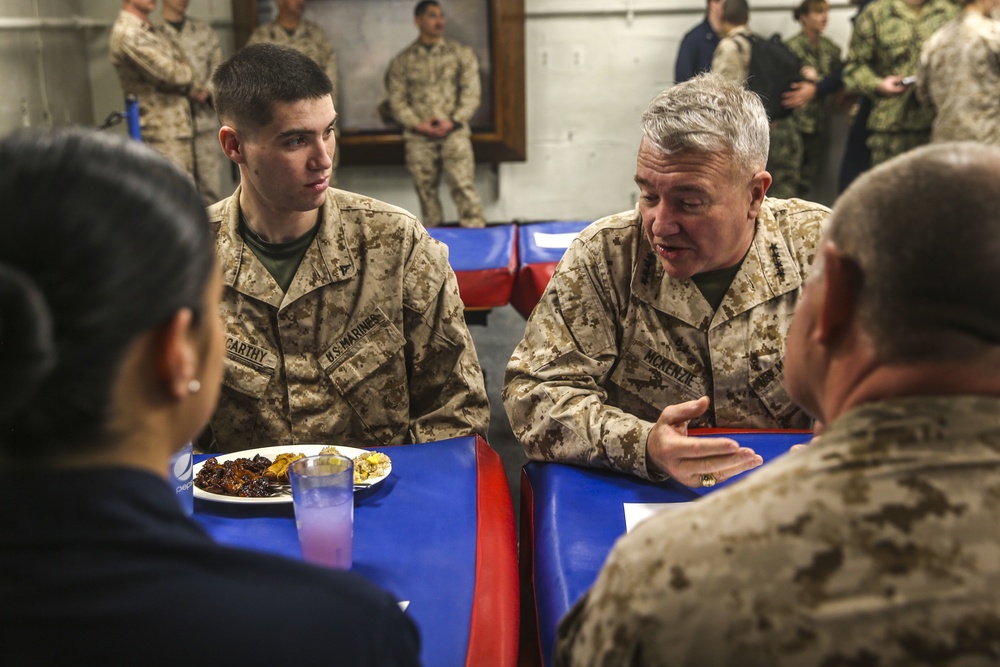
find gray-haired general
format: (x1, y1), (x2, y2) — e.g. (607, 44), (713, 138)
(503, 72), (829, 487)
(556, 140), (1000, 666)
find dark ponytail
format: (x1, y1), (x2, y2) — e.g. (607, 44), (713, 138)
(0, 128), (215, 461)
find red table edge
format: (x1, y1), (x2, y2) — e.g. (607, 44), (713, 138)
(518, 466), (543, 667)
(465, 436), (520, 667)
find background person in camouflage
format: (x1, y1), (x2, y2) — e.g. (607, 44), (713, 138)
(556, 141), (1000, 667)
(843, 0), (957, 166)
(785, 0), (843, 198)
(503, 73), (827, 484)
(387, 0), (486, 228)
(201, 43), (489, 453)
(711, 0), (803, 199)
(155, 0), (225, 203)
(109, 0), (195, 177)
(247, 0), (340, 185)
(917, 0), (1000, 145)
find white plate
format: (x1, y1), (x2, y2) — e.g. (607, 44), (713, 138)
(193, 444), (391, 505)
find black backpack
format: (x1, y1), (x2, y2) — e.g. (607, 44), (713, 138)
(740, 33), (803, 121)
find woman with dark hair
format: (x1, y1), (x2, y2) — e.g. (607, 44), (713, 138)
(0, 128), (419, 665)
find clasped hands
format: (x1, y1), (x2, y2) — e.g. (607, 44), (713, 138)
(646, 396), (763, 488)
(414, 116), (455, 138)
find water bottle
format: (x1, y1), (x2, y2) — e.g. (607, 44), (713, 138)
(168, 442), (194, 516)
(124, 94), (142, 141)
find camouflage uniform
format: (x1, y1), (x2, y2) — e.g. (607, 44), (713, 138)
(556, 395), (1000, 666)
(201, 186), (490, 453)
(502, 199), (825, 481)
(712, 27), (803, 199)
(154, 15), (225, 203)
(247, 20), (340, 183)
(786, 32), (843, 198)
(109, 10), (195, 177)
(387, 38), (486, 228)
(917, 11), (1000, 146)
(843, 0), (957, 166)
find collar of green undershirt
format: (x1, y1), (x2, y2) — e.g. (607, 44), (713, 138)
(238, 212), (320, 293)
(691, 250), (748, 311)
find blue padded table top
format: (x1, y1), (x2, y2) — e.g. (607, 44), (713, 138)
(194, 436), (518, 667)
(516, 221), (591, 265)
(428, 224), (517, 272)
(521, 430), (813, 666)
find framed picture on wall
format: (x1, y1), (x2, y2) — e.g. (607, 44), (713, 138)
(231, 0), (525, 164)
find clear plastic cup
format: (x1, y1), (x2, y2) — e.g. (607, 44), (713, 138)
(289, 454), (354, 569)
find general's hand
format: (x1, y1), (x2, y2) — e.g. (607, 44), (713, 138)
(782, 80), (817, 109)
(646, 396), (763, 487)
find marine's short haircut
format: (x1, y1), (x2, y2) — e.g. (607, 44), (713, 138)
(829, 142), (1000, 361)
(640, 72), (770, 178)
(415, 0), (441, 17)
(213, 43), (333, 133)
(723, 0), (749, 26)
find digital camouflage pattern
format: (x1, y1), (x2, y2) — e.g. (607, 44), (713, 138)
(502, 198), (826, 480)
(786, 32), (843, 197)
(200, 186), (490, 453)
(247, 20), (340, 183)
(712, 28), (803, 201)
(766, 118), (804, 199)
(556, 395), (1000, 666)
(387, 38), (485, 227)
(154, 15), (224, 203)
(109, 10), (194, 176)
(711, 25), (752, 85)
(917, 11), (1000, 146)
(843, 0), (957, 164)
(786, 32), (843, 136)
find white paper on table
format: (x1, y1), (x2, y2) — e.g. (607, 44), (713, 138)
(398, 601), (410, 612)
(623, 503), (685, 533)
(533, 232), (579, 249)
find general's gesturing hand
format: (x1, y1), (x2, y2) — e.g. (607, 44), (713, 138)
(646, 396), (763, 488)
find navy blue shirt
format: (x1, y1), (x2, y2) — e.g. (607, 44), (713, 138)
(675, 18), (720, 83)
(0, 467), (421, 666)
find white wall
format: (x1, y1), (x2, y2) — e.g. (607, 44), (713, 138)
(341, 0), (857, 218)
(0, 0), (858, 215)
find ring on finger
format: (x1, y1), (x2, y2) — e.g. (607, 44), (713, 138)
(700, 473), (717, 488)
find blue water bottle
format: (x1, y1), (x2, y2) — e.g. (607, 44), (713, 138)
(168, 442), (194, 516)
(124, 94), (142, 141)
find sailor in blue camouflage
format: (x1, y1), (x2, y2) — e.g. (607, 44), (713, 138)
(843, 0), (957, 165)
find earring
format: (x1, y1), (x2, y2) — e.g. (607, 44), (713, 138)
(188, 379), (201, 394)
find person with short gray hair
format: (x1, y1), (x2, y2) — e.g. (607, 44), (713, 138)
(504, 73), (829, 485)
(641, 70), (770, 177)
(556, 140), (1000, 666)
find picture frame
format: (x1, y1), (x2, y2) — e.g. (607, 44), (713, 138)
(230, 0), (526, 164)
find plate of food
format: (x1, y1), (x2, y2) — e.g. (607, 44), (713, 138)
(193, 444), (392, 505)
